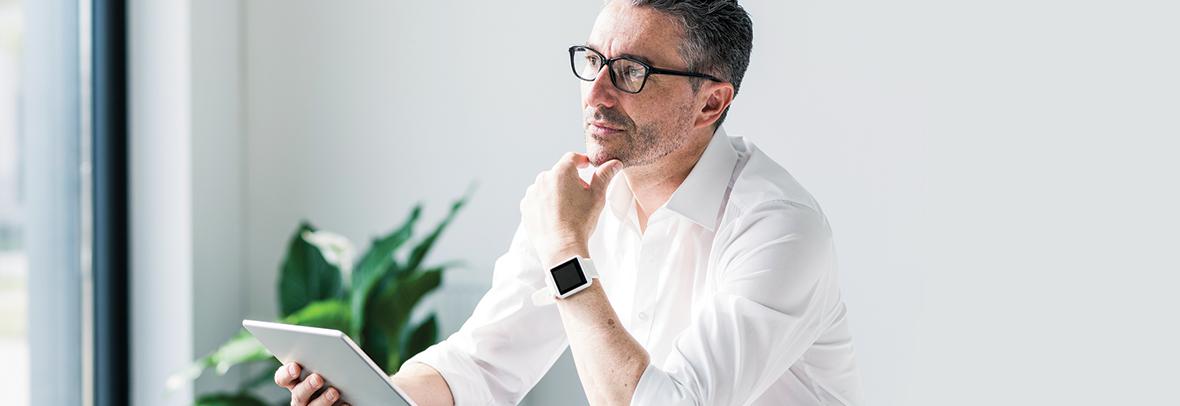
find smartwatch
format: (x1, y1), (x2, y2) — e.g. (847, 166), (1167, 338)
(531, 256), (598, 306)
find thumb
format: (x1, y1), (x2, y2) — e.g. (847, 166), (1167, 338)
(591, 159), (623, 197)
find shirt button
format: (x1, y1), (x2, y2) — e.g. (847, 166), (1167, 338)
(637, 312), (648, 321)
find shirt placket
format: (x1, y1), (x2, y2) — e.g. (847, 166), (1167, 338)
(631, 215), (665, 347)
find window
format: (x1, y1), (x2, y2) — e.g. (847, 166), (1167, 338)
(0, 0), (93, 404)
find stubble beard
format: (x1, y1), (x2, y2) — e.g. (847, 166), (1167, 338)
(584, 103), (693, 168)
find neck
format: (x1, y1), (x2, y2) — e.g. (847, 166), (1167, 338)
(621, 128), (714, 233)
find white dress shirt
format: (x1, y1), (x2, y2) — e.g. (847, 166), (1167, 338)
(406, 127), (863, 405)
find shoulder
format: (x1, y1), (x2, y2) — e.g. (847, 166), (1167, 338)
(721, 136), (829, 235)
(708, 138), (839, 308)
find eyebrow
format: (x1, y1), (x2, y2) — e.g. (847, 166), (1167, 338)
(618, 52), (655, 66)
(583, 43), (656, 66)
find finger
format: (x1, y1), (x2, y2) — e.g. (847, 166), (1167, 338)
(275, 362), (301, 389)
(571, 152), (591, 168)
(591, 159), (623, 197)
(554, 152), (588, 171)
(308, 386), (340, 406)
(291, 373), (324, 405)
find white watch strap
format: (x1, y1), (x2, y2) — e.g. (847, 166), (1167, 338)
(531, 257), (597, 306)
(580, 258), (599, 279)
(531, 287), (557, 306)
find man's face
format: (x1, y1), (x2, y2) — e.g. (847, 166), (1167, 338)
(582, 1), (700, 168)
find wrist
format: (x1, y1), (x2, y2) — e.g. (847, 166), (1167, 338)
(547, 243), (590, 269)
(391, 362), (455, 406)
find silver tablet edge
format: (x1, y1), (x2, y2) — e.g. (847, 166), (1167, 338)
(241, 319), (419, 406)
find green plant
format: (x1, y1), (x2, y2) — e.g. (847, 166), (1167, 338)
(169, 193), (469, 405)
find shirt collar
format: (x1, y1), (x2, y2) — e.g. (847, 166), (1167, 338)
(605, 126), (740, 232)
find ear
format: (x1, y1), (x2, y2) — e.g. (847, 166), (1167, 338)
(692, 82), (735, 130)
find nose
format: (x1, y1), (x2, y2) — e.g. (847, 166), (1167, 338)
(582, 64), (619, 109)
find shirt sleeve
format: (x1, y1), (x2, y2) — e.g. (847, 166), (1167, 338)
(631, 200), (843, 406)
(403, 223), (569, 406)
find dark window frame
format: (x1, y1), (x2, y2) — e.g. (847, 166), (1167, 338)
(92, 0), (130, 404)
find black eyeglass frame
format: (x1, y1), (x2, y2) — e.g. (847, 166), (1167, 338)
(569, 45), (725, 94)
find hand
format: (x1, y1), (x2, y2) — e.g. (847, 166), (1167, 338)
(520, 152), (622, 268)
(274, 362), (350, 406)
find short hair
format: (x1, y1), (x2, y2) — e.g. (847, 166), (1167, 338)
(628, 0), (754, 128)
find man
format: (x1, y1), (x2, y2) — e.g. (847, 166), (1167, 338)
(275, 0), (862, 404)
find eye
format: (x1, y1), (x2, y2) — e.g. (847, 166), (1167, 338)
(623, 65), (644, 80)
(584, 55), (601, 67)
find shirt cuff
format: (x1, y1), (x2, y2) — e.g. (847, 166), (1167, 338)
(403, 342), (496, 405)
(631, 362), (695, 405)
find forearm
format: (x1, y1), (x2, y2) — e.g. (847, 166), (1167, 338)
(521, 153), (641, 404)
(556, 281), (650, 405)
(390, 362), (455, 406)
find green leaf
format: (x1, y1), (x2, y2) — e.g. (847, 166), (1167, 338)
(350, 205), (421, 337)
(370, 267), (443, 372)
(169, 299), (353, 389)
(211, 332), (272, 375)
(165, 357), (212, 393)
(360, 322), (391, 373)
(194, 392), (269, 406)
(282, 299), (352, 332)
(211, 301), (348, 376)
(172, 190), (472, 394)
(238, 359), (281, 391)
(354, 205), (421, 277)
(401, 314), (439, 366)
(167, 331), (268, 391)
(278, 222), (345, 317)
(405, 192), (469, 272)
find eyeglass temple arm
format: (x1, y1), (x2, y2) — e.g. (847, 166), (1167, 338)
(646, 67), (724, 83)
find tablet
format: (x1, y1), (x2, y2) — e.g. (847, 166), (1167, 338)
(242, 319), (416, 406)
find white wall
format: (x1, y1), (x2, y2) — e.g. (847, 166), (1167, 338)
(732, 2), (1179, 404)
(130, 0), (193, 404)
(191, 0), (248, 397)
(128, 0), (246, 404)
(182, 0), (1180, 404)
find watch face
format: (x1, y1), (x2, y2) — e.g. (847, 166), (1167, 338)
(551, 257), (588, 295)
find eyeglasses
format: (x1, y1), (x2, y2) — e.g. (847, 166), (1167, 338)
(569, 45), (724, 94)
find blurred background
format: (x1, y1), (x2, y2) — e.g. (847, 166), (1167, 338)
(3, 0), (1179, 405)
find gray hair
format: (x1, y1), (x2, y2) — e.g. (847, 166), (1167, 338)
(628, 0), (754, 127)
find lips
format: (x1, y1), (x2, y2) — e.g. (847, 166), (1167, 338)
(588, 122), (624, 138)
(588, 120), (627, 136)
(589, 121), (623, 130)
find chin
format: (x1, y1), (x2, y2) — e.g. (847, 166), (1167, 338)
(587, 151), (609, 167)
(586, 135), (624, 167)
